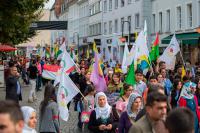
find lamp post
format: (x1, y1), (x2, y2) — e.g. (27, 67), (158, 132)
(72, 32), (79, 57)
(121, 20), (131, 45)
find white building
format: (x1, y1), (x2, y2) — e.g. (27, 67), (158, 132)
(102, 0), (152, 62)
(88, 0), (103, 51)
(151, 0), (200, 64)
(77, 0), (89, 54)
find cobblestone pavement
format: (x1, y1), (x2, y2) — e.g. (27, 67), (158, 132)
(0, 82), (82, 133)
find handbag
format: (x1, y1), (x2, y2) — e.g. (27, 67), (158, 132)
(81, 111), (91, 123)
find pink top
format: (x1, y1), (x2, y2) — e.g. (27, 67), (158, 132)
(37, 62), (42, 75)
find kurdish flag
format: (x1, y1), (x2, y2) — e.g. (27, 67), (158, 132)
(149, 33), (159, 62)
(57, 41), (66, 60)
(42, 64), (61, 80)
(57, 70), (80, 121)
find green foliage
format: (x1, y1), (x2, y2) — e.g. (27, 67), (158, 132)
(0, 0), (48, 45)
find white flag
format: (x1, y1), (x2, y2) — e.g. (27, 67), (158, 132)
(159, 34), (180, 70)
(121, 43), (129, 73)
(54, 51), (78, 86)
(125, 43), (136, 66)
(57, 72), (80, 121)
(57, 41), (66, 60)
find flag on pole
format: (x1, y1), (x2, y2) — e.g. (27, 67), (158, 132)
(57, 71), (80, 121)
(86, 48), (90, 58)
(181, 66), (186, 79)
(90, 51), (107, 92)
(149, 32), (160, 62)
(45, 47), (51, 58)
(159, 34), (180, 70)
(121, 43), (130, 73)
(134, 30), (150, 71)
(54, 51), (79, 86)
(57, 41), (66, 60)
(125, 43), (136, 66)
(125, 61), (136, 86)
(42, 64), (61, 80)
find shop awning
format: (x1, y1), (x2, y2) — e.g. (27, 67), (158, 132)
(161, 32), (200, 45)
(0, 44), (17, 52)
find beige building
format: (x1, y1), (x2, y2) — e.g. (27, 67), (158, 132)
(17, 9), (51, 48)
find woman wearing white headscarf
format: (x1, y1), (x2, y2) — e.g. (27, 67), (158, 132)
(118, 92), (142, 133)
(88, 92), (119, 133)
(21, 106), (37, 133)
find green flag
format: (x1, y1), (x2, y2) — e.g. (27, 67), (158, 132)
(149, 33), (159, 62)
(125, 61), (136, 86)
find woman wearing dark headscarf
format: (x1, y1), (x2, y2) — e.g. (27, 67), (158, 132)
(88, 92), (118, 133)
(118, 93), (142, 133)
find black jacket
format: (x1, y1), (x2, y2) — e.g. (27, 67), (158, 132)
(6, 76), (22, 102)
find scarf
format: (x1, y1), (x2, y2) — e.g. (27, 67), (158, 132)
(127, 92), (142, 120)
(95, 92), (111, 119)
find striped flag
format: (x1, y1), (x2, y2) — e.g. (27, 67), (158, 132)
(42, 64), (61, 80)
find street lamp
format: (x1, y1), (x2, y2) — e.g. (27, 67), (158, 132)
(121, 20), (131, 45)
(72, 32), (79, 57)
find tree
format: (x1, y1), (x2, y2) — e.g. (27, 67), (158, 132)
(0, 0), (48, 45)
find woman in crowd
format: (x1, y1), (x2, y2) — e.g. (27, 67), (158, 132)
(170, 79), (182, 108)
(116, 83), (133, 114)
(157, 73), (164, 87)
(118, 93), (142, 133)
(88, 92), (119, 133)
(39, 84), (60, 133)
(108, 72), (123, 93)
(178, 81), (200, 133)
(21, 106), (37, 133)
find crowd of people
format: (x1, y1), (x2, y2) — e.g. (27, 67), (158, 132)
(1, 54), (200, 133)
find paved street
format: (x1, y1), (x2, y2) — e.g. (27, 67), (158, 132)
(0, 82), (82, 133)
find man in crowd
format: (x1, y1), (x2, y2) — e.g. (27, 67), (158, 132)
(6, 64), (22, 103)
(0, 100), (24, 133)
(129, 92), (168, 133)
(165, 107), (194, 133)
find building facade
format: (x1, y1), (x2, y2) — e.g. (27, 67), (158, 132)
(151, 0), (200, 64)
(50, 0), (200, 64)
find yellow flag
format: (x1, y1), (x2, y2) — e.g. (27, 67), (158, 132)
(86, 49), (90, 58)
(135, 32), (138, 40)
(93, 42), (98, 53)
(181, 66), (186, 79)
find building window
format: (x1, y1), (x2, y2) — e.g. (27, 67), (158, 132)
(109, 21), (112, 34)
(159, 12), (162, 33)
(127, 16), (131, 32)
(177, 6), (181, 30)
(187, 4), (192, 28)
(152, 14), (155, 33)
(166, 10), (170, 32)
(104, 0), (107, 12)
(135, 13), (140, 28)
(128, 0), (132, 4)
(109, 0), (112, 11)
(115, 0), (118, 9)
(121, 0), (124, 7)
(104, 22), (107, 35)
(121, 17), (124, 32)
(114, 19), (118, 33)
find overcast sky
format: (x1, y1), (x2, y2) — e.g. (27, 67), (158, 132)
(44, 0), (55, 9)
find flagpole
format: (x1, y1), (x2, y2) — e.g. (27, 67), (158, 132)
(179, 40), (186, 68)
